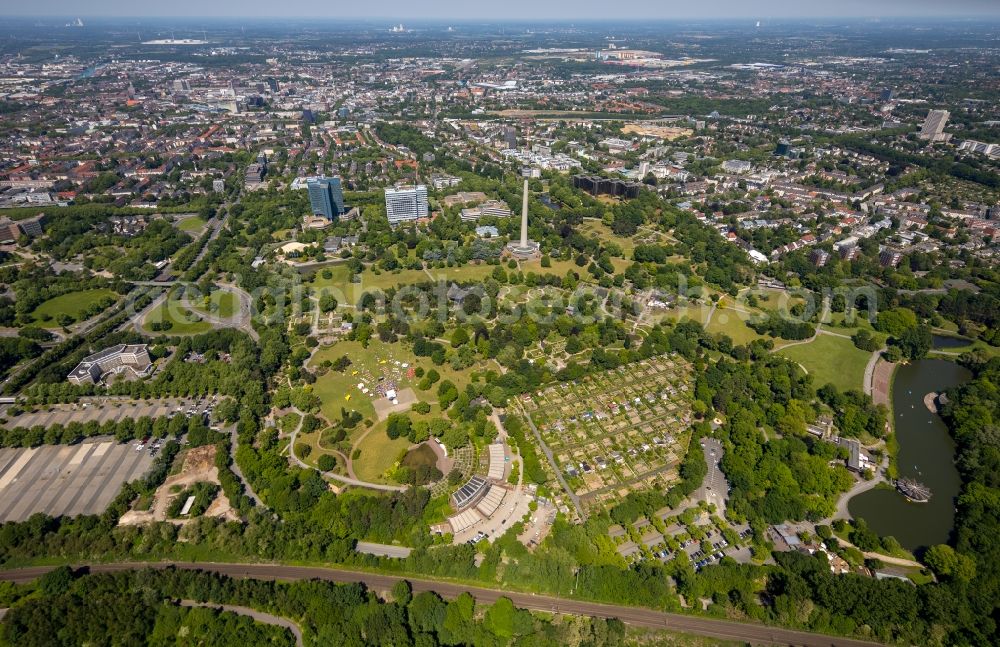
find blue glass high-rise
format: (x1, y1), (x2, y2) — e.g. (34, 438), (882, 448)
(307, 176), (345, 220)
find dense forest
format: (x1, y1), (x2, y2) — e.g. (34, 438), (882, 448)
(0, 567), (628, 647)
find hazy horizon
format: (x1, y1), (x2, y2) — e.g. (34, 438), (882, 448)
(3, 0), (999, 20)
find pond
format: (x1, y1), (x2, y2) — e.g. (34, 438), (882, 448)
(932, 334), (971, 350)
(847, 359), (971, 551)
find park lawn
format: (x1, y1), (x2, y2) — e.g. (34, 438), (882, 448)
(359, 263), (496, 294)
(825, 311), (879, 338)
(176, 216), (206, 233)
(578, 219), (637, 256)
(310, 338), (486, 434)
(192, 289), (237, 318)
(421, 263), (496, 285)
(777, 333), (871, 393)
(352, 421), (412, 483)
(296, 429), (348, 475)
(307, 263), (353, 290)
(521, 258), (580, 277)
(142, 296), (213, 335)
(745, 287), (808, 314)
(652, 301), (714, 326)
(32, 288), (118, 326)
(705, 306), (766, 346)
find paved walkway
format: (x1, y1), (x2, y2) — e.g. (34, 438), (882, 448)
(228, 425), (265, 509)
(516, 402), (584, 520)
(180, 600), (302, 647)
(863, 348), (887, 399)
(287, 413), (406, 493)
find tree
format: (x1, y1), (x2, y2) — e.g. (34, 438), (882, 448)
(317, 454), (337, 471)
(923, 544), (976, 582)
(895, 325), (932, 360)
(451, 327), (469, 348)
(391, 579), (412, 606)
(319, 294), (338, 313)
(484, 597), (518, 638)
(875, 307), (918, 337)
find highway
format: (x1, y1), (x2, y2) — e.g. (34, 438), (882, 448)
(0, 562), (884, 647)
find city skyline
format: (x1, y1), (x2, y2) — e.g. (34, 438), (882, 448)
(3, 0), (1000, 19)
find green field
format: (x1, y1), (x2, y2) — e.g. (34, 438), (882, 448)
(32, 288), (117, 326)
(778, 332), (871, 393)
(143, 294), (213, 335)
(310, 339), (482, 425)
(192, 289), (237, 318)
(705, 306), (767, 346)
(352, 422), (412, 483)
(578, 219), (637, 256)
(176, 216), (206, 233)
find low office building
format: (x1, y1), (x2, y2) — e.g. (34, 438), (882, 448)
(460, 200), (512, 221)
(67, 344), (153, 385)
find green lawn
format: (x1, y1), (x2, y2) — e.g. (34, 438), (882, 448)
(363, 263), (496, 292)
(778, 333), (871, 393)
(176, 216), (206, 233)
(310, 339), (483, 426)
(705, 306), (767, 346)
(31, 288), (117, 327)
(192, 289), (237, 318)
(307, 264), (352, 289)
(142, 293), (213, 335)
(352, 421), (412, 483)
(578, 219), (637, 256)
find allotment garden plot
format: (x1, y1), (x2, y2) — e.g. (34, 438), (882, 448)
(522, 355), (695, 512)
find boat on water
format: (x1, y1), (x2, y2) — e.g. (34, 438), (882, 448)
(896, 477), (931, 502)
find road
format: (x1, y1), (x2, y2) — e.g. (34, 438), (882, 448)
(123, 287), (169, 334)
(0, 562), (885, 647)
(179, 600), (303, 647)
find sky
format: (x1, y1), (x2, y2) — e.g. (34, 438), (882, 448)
(3, 0), (999, 19)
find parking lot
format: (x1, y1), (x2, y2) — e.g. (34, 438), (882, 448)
(2, 397), (217, 429)
(0, 437), (155, 522)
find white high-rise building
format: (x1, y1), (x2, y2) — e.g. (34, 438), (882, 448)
(384, 185), (428, 224)
(919, 109), (950, 142)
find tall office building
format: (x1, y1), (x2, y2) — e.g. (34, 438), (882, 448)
(384, 185), (428, 224)
(919, 109), (950, 142)
(307, 176), (345, 220)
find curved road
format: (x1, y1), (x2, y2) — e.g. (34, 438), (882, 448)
(0, 562), (884, 647)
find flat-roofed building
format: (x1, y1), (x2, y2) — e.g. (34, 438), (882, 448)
(487, 443), (506, 481)
(451, 474), (488, 510)
(919, 109), (950, 142)
(475, 484), (507, 517)
(447, 508), (483, 534)
(67, 344), (152, 385)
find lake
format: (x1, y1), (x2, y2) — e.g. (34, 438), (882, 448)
(847, 359), (971, 551)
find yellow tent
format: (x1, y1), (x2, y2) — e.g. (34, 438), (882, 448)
(344, 394), (351, 401)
